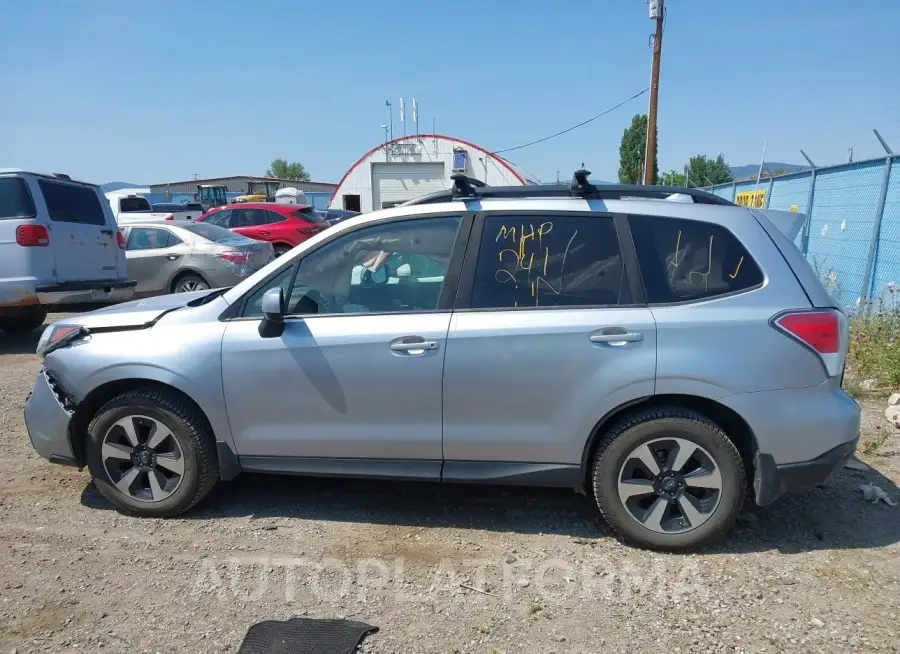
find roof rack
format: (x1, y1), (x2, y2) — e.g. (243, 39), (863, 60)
(402, 169), (734, 207)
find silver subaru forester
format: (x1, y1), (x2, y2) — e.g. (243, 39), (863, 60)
(24, 172), (860, 551)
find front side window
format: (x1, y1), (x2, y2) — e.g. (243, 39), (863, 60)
(628, 214), (764, 303)
(203, 209), (232, 228)
(38, 180), (107, 226)
(0, 177), (36, 219)
(240, 215), (461, 318)
(126, 227), (178, 250)
(470, 214), (631, 309)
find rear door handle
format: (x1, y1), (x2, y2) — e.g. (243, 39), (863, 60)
(590, 331), (643, 344)
(258, 231), (271, 236)
(390, 340), (438, 353)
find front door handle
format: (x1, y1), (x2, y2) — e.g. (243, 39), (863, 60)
(590, 331), (643, 345)
(166, 254), (180, 261)
(390, 340), (438, 353)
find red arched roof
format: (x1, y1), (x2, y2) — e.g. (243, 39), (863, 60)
(327, 134), (527, 207)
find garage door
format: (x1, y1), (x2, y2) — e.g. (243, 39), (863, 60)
(372, 162), (446, 209)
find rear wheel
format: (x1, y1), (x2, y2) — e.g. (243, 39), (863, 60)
(273, 243), (292, 257)
(86, 387), (219, 517)
(591, 407), (745, 551)
(172, 274), (209, 294)
(0, 307), (48, 334)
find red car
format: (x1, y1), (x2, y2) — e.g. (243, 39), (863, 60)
(194, 202), (329, 256)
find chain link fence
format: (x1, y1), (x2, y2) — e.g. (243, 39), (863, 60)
(706, 153), (899, 308)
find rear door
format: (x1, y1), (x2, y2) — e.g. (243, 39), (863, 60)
(441, 211), (657, 476)
(229, 207), (271, 241)
(36, 178), (119, 281)
(124, 226), (186, 296)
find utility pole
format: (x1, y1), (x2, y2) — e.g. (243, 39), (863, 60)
(643, 0), (664, 185)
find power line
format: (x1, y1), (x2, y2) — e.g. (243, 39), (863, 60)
(491, 87), (650, 155)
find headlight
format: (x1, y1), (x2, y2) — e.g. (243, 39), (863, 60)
(36, 324), (88, 358)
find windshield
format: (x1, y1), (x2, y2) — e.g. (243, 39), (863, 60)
(119, 196), (152, 213)
(181, 222), (242, 242)
(295, 206), (325, 224)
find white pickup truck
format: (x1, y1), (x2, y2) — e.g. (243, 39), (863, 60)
(105, 189), (197, 225)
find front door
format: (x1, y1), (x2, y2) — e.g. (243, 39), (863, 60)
(441, 211), (657, 474)
(221, 214), (467, 475)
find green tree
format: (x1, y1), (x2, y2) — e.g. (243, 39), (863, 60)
(679, 154), (733, 187)
(618, 114), (657, 184)
(660, 170), (686, 186)
(266, 158), (310, 181)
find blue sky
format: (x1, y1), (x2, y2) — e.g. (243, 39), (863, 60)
(1, 0), (898, 185)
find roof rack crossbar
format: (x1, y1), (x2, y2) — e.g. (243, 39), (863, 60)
(401, 180), (734, 207)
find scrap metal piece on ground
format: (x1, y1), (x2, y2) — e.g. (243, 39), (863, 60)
(238, 617), (378, 654)
(859, 483), (897, 507)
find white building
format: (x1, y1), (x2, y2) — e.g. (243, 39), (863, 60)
(328, 134), (538, 213)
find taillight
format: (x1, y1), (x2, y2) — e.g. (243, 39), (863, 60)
(297, 225), (323, 235)
(218, 251), (248, 264)
(164, 214), (174, 221)
(16, 225), (50, 247)
(116, 231), (126, 249)
(772, 309), (846, 377)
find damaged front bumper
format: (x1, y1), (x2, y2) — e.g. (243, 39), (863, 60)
(24, 370), (80, 467)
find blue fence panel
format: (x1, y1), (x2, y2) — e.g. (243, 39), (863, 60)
(767, 173), (812, 213)
(710, 184), (733, 200)
(871, 159), (900, 303)
(803, 160), (886, 306)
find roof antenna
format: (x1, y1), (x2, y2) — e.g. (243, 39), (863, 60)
(570, 168), (597, 197)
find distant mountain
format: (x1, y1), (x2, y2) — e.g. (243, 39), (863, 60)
(101, 181), (147, 192)
(729, 163), (808, 181)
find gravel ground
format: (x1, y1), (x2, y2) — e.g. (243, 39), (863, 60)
(2, 315), (900, 653)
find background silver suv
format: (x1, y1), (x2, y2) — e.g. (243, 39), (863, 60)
(23, 173), (860, 551)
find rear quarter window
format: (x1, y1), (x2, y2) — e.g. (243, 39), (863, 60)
(628, 214), (763, 303)
(38, 180), (108, 226)
(0, 177), (36, 219)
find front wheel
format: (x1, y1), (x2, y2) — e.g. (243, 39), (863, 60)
(591, 407), (745, 552)
(86, 387), (219, 517)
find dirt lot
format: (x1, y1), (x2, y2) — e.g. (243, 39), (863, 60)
(2, 316), (900, 653)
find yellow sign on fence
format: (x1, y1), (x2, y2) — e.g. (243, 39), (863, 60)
(735, 190), (766, 208)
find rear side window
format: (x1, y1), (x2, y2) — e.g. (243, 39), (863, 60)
(126, 227), (180, 250)
(38, 180), (107, 226)
(470, 214), (631, 309)
(0, 177), (36, 219)
(628, 214), (763, 303)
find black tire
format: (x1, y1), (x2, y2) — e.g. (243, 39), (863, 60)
(0, 307), (48, 334)
(591, 407), (745, 552)
(171, 273), (209, 294)
(273, 243), (292, 257)
(86, 387), (219, 517)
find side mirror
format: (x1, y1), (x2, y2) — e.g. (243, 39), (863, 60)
(258, 287), (286, 338)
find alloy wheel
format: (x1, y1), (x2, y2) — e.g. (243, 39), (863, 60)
(177, 279), (208, 293)
(616, 437), (723, 534)
(101, 415), (185, 503)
